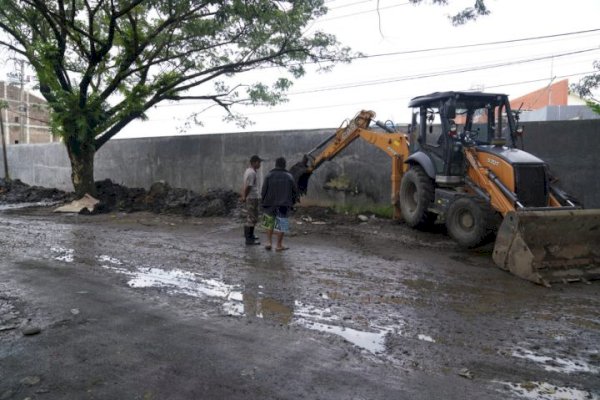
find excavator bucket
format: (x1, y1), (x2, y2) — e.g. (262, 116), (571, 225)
(493, 209), (600, 286)
(289, 161), (312, 196)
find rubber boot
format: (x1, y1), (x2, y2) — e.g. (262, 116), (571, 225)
(250, 226), (260, 245)
(245, 226), (260, 245)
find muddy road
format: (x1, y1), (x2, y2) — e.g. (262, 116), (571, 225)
(0, 206), (598, 399)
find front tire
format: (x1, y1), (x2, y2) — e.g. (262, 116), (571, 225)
(400, 166), (436, 229)
(445, 197), (492, 248)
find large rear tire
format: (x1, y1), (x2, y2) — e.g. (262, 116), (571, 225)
(400, 166), (436, 229)
(445, 197), (491, 248)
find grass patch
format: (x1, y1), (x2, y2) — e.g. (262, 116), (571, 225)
(331, 204), (395, 219)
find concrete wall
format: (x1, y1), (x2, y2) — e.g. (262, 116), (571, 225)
(519, 120), (600, 208)
(1, 120), (599, 209)
(520, 105), (600, 122)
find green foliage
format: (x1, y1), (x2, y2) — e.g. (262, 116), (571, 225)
(586, 100), (600, 115)
(331, 204), (395, 219)
(0, 0), (350, 149)
(408, 0), (490, 25)
(571, 61), (600, 115)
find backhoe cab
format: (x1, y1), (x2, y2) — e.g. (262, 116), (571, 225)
(408, 91), (520, 187)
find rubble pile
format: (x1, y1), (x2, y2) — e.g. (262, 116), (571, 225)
(0, 178), (72, 204)
(0, 178), (239, 217)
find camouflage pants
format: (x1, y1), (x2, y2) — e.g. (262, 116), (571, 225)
(243, 198), (259, 227)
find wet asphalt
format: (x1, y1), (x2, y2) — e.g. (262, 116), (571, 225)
(0, 207), (598, 399)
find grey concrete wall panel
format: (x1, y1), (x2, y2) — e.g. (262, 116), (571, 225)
(520, 105), (600, 122)
(1, 120), (598, 209)
(0, 143), (73, 191)
(521, 120), (599, 208)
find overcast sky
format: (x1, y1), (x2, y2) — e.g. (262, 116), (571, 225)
(7, 0), (600, 138)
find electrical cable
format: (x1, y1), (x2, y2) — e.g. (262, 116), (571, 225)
(353, 28), (600, 60)
(152, 69), (596, 112)
(318, 2), (410, 21)
(288, 47), (600, 95)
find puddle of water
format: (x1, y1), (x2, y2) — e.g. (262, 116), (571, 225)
(0, 201), (61, 211)
(96, 255), (401, 354)
(293, 300), (400, 354)
(294, 318), (391, 354)
(98, 255), (123, 265)
(51, 247), (74, 263)
(417, 334), (435, 343)
(98, 257), (243, 300)
(222, 299), (245, 317)
(498, 381), (599, 400)
(511, 347), (599, 374)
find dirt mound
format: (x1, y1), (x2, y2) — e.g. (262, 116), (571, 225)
(94, 179), (239, 216)
(0, 178), (72, 204)
(0, 178), (239, 217)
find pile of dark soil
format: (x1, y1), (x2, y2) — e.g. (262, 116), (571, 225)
(0, 178), (73, 204)
(94, 179), (239, 217)
(0, 178), (239, 217)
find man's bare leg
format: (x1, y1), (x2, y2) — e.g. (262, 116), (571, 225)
(265, 229), (274, 250)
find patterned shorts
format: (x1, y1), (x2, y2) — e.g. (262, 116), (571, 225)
(262, 206), (290, 233)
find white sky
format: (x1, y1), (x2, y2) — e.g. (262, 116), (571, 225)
(6, 0), (600, 138)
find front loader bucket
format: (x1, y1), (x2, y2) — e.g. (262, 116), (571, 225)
(493, 209), (600, 286)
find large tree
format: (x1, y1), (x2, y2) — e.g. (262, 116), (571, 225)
(0, 0), (351, 196)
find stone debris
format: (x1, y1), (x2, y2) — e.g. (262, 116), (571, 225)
(0, 325), (18, 332)
(20, 376), (41, 386)
(458, 368), (474, 379)
(21, 325), (42, 336)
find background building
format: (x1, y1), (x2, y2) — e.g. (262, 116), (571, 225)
(0, 80), (53, 145)
(510, 79), (600, 122)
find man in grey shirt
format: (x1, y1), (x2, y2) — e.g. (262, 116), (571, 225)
(241, 155), (262, 245)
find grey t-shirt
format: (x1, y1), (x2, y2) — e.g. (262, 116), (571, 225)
(243, 167), (260, 199)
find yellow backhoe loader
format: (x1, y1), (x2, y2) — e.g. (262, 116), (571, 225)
(292, 91), (600, 286)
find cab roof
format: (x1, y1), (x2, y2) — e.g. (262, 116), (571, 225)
(408, 91), (509, 107)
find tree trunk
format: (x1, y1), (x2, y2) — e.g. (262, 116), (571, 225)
(66, 136), (96, 197)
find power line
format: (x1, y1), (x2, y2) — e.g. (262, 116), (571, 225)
(229, 70), (596, 117)
(150, 70), (596, 116)
(289, 47), (600, 95)
(155, 48), (598, 109)
(318, 2), (410, 21)
(264, 28), (600, 71)
(354, 28), (600, 60)
(484, 70), (597, 90)
(327, 0), (374, 11)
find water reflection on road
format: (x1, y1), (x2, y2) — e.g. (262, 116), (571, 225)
(95, 253), (398, 354)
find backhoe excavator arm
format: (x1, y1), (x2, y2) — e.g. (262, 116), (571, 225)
(304, 111), (375, 172)
(290, 110), (410, 219)
(463, 147), (516, 216)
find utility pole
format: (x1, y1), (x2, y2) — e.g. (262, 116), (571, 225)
(8, 59), (28, 144)
(0, 102), (9, 180)
(18, 59), (26, 144)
